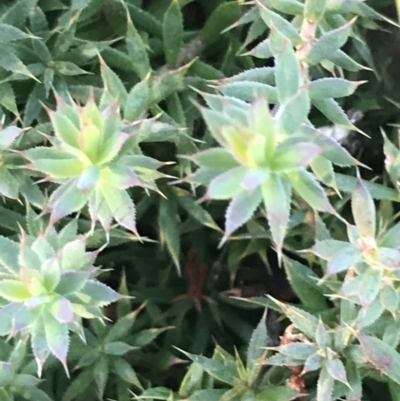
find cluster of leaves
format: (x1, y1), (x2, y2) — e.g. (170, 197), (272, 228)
(0, 0), (400, 401)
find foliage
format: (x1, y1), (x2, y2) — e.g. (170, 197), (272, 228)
(0, 0), (399, 401)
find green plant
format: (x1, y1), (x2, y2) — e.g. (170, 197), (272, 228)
(0, 0), (400, 401)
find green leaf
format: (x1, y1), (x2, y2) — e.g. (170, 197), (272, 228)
(256, 385), (299, 401)
(104, 341), (134, 356)
(304, 0), (327, 20)
(124, 78), (149, 121)
(158, 197), (180, 273)
(224, 188), (263, 240)
(93, 357), (109, 400)
(77, 165), (100, 193)
(351, 175), (376, 238)
(0, 82), (18, 116)
(48, 180), (91, 223)
(380, 285), (399, 313)
(269, 28), (301, 104)
(277, 89), (310, 134)
(272, 142), (321, 172)
(55, 272), (89, 296)
(206, 167), (248, 200)
(0, 280), (30, 301)
(325, 248), (361, 278)
(357, 332), (400, 385)
(287, 169), (333, 213)
(325, 355), (349, 387)
(100, 57), (128, 106)
(218, 81), (278, 104)
(0, 167), (19, 199)
(163, 0), (183, 66)
(126, 10), (151, 79)
(283, 257), (328, 310)
(44, 315), (69, 370)
(304, 18), (355, 65)
(262, 173), (291, 258)
(113, 358), (143, 388)
(309, 78), (361, 99)
(258, 3), (302, 46)
(100, 183), (137, 234)
(190, 148), (239, 170)
(247, 312), (268, 368)
(183, 353), (237, 386)
(201, 1), (241, 44)
(268, 0), (304, 15)
(327, 49), (368, 71)
(317, 365), (334, 401)
(81, 280), (121, 306)
(271, 299), (319, 339)
(359, 267), (382, 306)
(105, 310), (139, 343)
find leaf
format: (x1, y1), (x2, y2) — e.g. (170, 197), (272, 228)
(304, 0), (327, 20)
(113, 358), (143, 388)
(105, 311), (138, 343)
(313, 98), (357, 130)
(247, 312), (268, 368)
(51, 296), (74, 324)
(309, 78), (361, 99)
(380, 285), (399, 313)
(183, 352), (237, 386)
(190, 148), (239, 170)
(163, 0), (183, 66)
(77, 165), (100, 193)
(224, 187), (263, 240)
(218, 81), (278, 104)
(277, 89), (311, 134)
(124, 78), (149, 121)
(256, 386), (300, 401)
(258, 3), (302, 46)
(272, 142), (321, 171)
(262, 173), (291, 259)
(0, 167), (19, 199)
(0, 45), (38, 80)
(158, 197), (180, 273)
(359, 267), (382, 306)
(100, 183), (137, 234)
(270, 299), (319, 339)
(93, 357), (109, 400)
(357, 332), (400, 385)
(100, 57), (128, 106)
(48, 180), (91, 223)
(304, 18), (355, 65)
(283, 257), (328, 310)
(0, 280), (30, 301)
(287, 168), (334, 213)
(317, 365), (334, 401)
(0, 235), (19, 275)
(31, 319), (50, 377)
(81, 280), (121, 306)
(104, 341), (134, 356)
(44, 315), (69, 372)
(351, 175), (376, 238)
(0, 83), (18, 116)
(207, 167), (248, 199)
(269, 28), (301, 104)
(325, 248), (361, 278)
(126, 11), (151, 79)
(326, 355), (349, 387)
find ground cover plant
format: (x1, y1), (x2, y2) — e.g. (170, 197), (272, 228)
(1, 0), (400, 400)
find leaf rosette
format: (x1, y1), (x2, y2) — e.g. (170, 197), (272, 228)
(0, 221), (121, 377)
(23, 92), (170, 236)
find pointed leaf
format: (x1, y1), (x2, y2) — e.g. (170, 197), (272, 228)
(224, 188), (263, 239)
(351, 176), (376, 238)
(81, 280), (121, 306)
(262, 173), (291, 258)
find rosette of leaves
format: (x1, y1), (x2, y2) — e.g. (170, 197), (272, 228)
(22, 92), (170, 237)
(0, 119), (44, 207)
(308, 174), (400, 326)
(185, 91), (342, 260)
(137, 314), (300, 401)
(0, 339), (52, 401)
(263, 300), (362, 401)
(0, 220), (121, 377)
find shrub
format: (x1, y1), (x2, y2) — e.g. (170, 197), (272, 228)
(0, 0), (400, 400)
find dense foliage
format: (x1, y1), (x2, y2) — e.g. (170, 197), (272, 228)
(1, 0), (400, 400)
